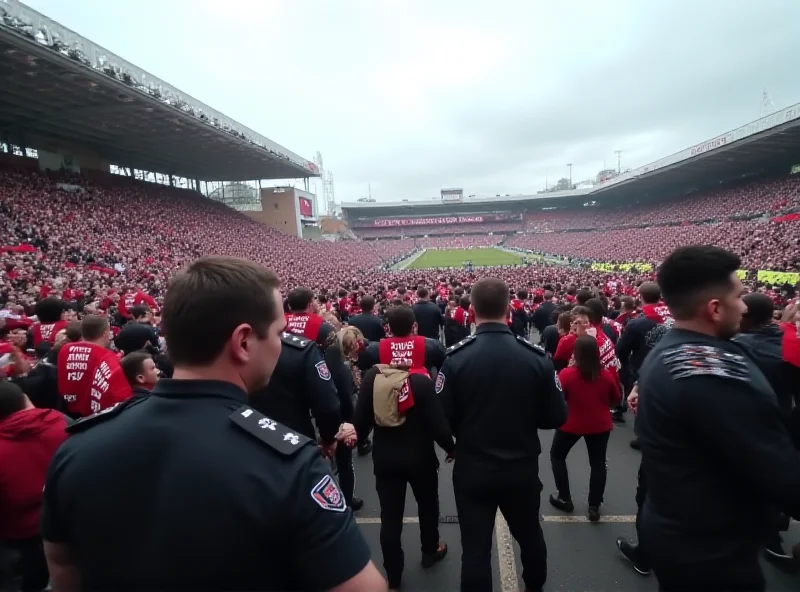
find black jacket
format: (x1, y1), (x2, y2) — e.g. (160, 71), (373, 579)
(615, 315), (670, 381)
(412, 300), (444, 340)
(734, 324), (800, 418)
(531, 302), (555, 334)
(438, 323), (567, 464)
(347, 313), (385, 343)
(637, 329), (800, 573)
(354, 370), (454, 474)
(538, 325), (561, 357)
(250, 333), (341, 442)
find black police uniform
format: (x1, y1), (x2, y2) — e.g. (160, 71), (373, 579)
(412, 299), (445, 340)
(250, 332), (342, 443)
(437, 323), (568, 592)
(324, 339), (358, 506)
(40, 379), (371, 591)
(637, 328), (800, 591)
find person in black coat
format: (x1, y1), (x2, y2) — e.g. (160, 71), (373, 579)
(412, 288), (444, 340)
(347, 296), (386, 343)
(531, 290), (556, 334)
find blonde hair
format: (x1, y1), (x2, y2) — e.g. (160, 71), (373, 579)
(338, 326), (365, 359)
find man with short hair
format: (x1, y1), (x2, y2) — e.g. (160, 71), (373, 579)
(57, 314), (132, 418)
(637, 246), (800, 591)
(412, 287), (444, 340)
(120, 351), (160, 397)
(285, 287), (336, 347)
(42, 256), (385, 592)
(438, 278), (567, 592)
(348, 295), (386, 342)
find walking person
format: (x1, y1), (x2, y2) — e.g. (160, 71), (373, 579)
(549, 335), (621, 521)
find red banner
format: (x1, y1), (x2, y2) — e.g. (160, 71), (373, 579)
(361, 213), (522, 228)
(299, 197), (313, 217)
(771, 213), (800, 223)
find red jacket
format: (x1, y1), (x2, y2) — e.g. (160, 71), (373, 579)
(558, 367), (621, 434)
(0, 408), (69, 539)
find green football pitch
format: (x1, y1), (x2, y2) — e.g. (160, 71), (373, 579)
(405, 247), (523, 269)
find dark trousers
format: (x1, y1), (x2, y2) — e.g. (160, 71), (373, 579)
(655, 559), (764, 592)
(454, 458), (547, 592)
(549, 430), (610, 507)
(634, 462), (650, 566)
(334, 443), (355, 504)
(375, 466), (440, 588)
(4, 537), (49, 592)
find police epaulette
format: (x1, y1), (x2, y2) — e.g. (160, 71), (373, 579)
(446, 335), (476, 355)
(280, 331), (312, 349)
(516, 335), (546, 356)
(230, 406), (313, 455)
(662, 343), (751, 383)
(66, 397), (144, 435)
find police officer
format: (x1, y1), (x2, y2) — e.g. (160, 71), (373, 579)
(40, 257), (386, 592)
(637, 246), (800, 592)
(437, 278), (568, 592)
(249, 329), (343, 457)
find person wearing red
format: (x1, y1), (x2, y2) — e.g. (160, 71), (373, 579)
(549, 336), (621, 522)
(0, 382), (69, 591)
(117, 286), (159, 320)
(284, 287), (336, 347)
(57, 314), (133, 418)
(30, 297), (68, 347)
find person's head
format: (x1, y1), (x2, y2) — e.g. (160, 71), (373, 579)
(570, 306), (591, 334)
(620, 296), (636, 312)
(471, 278), (509, 324)
(386, 305), (416, 337)
(740, 292), (775, 332)
(638, 282), (661, 305)
(65, 321), (82, 343)
(576, 289), (593, 306)
(121, 351), (159, 390)
(162, 256), (283, 393)
(0, 381), (31, 421)
(63, 307), (79, 323)
(657, 246), (745, 339)
(131, 304), (154, 325)
(336, 326), (366, 360)
(584, 298), (605, 326)
(459, 294), (471, 310)
(81, 314), (110, 347)
(416, 287), (429, 300)
(286, 287), (315, 313)
(557, 312), (572, 335)
(360, 295), (375, 313)
(518, 289), (528, 301)
(573, 335), (601, 382)
(34, 298), (66, 323)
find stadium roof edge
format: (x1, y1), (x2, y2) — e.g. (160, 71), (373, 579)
(341, 100), (800, 211)
(0, 0), (317, 177)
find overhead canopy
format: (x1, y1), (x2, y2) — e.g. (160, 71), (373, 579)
(0, 22), (317, 181)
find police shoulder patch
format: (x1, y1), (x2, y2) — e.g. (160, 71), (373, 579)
(315, 360), (331, 381)
(516, 335), (546, 356)
(66, 397), (144, 434)
(435, 371), (446, 394)
(446, 335), (476, 355)
(230, 406), (312, 455)
(280, 331), (311, 349)
(662, 344), (751, 383)
(310, 474), (346, 512)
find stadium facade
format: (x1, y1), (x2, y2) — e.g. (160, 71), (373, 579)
(342, 103), (800, 233)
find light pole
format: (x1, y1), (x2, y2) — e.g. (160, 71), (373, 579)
(567, 163), (572, 189)
(614, 150), (622, 174)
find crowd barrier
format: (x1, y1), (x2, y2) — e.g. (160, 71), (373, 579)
(757, 270), (800, 285)
(589, 262), (654, 272)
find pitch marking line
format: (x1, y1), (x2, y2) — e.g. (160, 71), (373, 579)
(355, 515), (637, 525)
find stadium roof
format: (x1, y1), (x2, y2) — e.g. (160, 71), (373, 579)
(342, 101), (800, 211)
(0, 0), (318, 181)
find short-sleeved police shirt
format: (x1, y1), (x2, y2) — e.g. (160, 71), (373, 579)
(41, 379), (370, 591)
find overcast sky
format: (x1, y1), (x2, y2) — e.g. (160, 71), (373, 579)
(23, 0), (800, 206)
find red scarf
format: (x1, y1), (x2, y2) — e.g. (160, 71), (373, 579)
(641, 303), (672, 324)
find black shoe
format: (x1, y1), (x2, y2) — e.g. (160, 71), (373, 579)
(421, 541), (448, 568)
(347, 498), (364, 511)
(611, 410), (626, 424)
(629, 438), (641, 450)
(548, 493), (574, 513)
(588, 505), (601, 522)
(616, 537), (650, 575)
(357, 440), (372, 456)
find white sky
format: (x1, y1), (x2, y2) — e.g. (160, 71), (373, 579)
(23, 0), (800, 205)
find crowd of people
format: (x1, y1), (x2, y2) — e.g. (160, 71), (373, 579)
(1, 159), (800, 591)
